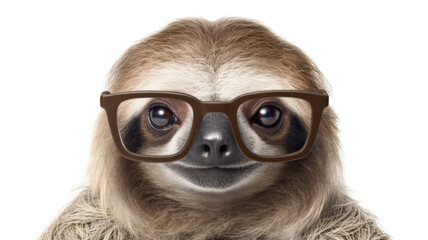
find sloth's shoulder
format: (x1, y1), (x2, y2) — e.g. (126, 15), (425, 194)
(39, 190), (130, 240)
(302, 194), (390, 240)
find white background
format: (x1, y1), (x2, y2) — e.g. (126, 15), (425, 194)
(1, 1), (427, 239)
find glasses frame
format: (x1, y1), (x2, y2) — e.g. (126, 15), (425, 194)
(100, 90), (329, 163)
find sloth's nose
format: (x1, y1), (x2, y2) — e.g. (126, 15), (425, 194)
(187, 113), (247, 167)
(198, 132), (232, 159)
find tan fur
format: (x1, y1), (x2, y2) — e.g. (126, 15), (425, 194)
(39, 190), (388, 240)
(39, 18), (390, 239)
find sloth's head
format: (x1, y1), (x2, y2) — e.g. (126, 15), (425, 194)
(90, 18), (341, 235)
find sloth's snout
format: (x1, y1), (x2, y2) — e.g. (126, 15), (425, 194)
(187, 113), (249, 167)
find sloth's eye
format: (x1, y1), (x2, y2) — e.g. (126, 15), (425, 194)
(252, 105), (282, 128)
(148, 106), (177, 130)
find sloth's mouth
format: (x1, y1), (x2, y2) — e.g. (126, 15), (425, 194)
(165, 163), (262, 189)
(170, 162), (261, 169)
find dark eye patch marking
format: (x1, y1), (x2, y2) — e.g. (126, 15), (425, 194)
(122, 116), (144, 153)
(284, 115), (307, 153)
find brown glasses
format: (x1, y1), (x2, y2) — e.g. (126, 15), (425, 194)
(100, 90), (328, 163)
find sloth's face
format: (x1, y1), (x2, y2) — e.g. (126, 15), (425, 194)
(116, 62), (312, 195)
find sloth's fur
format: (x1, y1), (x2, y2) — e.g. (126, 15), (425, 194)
(40, 190), (388, 240)
(39, 18), (390, 240)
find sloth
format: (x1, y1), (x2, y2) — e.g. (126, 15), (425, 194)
(40, 18), (390, 240)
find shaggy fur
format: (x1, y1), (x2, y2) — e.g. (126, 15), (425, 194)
(39, 18), (390, 239)
(39, 190), (388, 240)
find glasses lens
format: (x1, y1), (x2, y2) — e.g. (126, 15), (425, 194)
(237, 97), (312, 157)
(117, 97), (193, 157)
